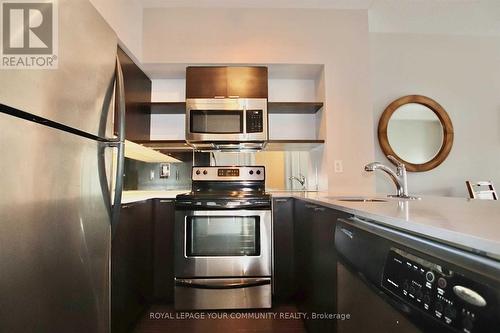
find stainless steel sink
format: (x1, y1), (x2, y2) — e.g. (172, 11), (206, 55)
(325, 196), (388, 202)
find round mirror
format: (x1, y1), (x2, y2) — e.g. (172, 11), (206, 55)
(378, 95), (453, 172)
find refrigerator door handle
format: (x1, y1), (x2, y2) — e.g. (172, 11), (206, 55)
(109, 55), (126, 237)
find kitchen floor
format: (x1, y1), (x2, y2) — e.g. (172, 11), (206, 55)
(133, 304), (306, 333)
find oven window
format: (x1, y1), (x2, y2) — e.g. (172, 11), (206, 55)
(186, 216), (260, 256)
(190, 110), (243, 134)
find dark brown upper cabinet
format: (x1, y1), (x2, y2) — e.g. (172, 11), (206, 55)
(116, 47), (151, 141)
(186, 66), (268, 99)
(226, 67), (268, 98)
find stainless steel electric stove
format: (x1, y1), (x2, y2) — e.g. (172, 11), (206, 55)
(174, 166), (272, 310)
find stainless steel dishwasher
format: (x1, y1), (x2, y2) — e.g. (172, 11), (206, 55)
(335, 217), (500, 333)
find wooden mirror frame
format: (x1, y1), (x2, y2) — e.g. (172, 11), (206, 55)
(378, 95), (454, 172)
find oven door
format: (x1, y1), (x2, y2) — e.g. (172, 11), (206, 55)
(186, 98), (268, 142)
(175, 209), (272, 278)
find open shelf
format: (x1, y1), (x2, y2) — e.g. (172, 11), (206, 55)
(268, 102), (323, 114)
(148, 101), (323, 114)
(137, 139), (324, 152)
(150, 102), (185, 114)
(265, 140), (324, 151)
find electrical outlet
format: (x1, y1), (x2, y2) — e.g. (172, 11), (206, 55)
(150, 169), (155, 180)
(160, 163), (170, 178)
(334, 160), (343, 173)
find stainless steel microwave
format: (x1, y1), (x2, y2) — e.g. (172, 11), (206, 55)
(185, 98), (268, 151)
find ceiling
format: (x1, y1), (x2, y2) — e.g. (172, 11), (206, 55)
(140, 0), (484, 9)
(140, 0), (375, 9)
(139, 0), (498, 36)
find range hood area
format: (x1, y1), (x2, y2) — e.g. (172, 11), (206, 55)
(184, 66), (269, 151)
(186, 141), (267, 152)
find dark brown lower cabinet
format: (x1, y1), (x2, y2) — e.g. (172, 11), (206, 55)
(112, 200), (153, 333)
(273, 198), (295, 302)
(152, 199), (175, 302)
(294, 200), (349, 333)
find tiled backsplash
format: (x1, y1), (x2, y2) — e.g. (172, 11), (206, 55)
(124, 158), (192, 191)
(123, 149), (324, 191)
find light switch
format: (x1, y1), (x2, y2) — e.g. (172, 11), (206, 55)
(150, 169), (155, 180)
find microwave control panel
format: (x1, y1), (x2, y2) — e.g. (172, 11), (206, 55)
(382, 248), (499, 333)
(246, 110), (263, 133)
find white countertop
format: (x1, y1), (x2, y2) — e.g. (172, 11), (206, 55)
(276, 191), (500, 261)
(121, 190), (500, 261)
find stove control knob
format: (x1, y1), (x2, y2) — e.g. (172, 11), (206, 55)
(256, 170), (261, 175)
(196, 170), (201, 175)
(249, 170), (254, 175)
(203, 170), (208, 175)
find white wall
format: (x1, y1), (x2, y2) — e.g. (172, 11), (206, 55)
(371, 33), (500, 197)
(369, 0), (500, 37)
(151, 79), (185, 102)
(268, 79), (316, 102)
(150, 114), (185, 140)
(89, 0), (143, 62)
(369, 1), (500, 197)
(143, 8), (376, 194)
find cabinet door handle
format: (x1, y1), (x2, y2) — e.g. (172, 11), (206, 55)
(160, 199), (173, 203)
(305, 204), (317, 209)
(214, 95), (225, 99)
(274, 198), (289, 203)
(314, 207), (325, 212)
(228, 95), (239, 99)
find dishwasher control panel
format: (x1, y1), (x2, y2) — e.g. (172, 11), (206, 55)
(382, 248), (498, 333)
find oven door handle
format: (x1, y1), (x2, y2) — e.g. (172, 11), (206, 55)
(175, 278), (270, 290)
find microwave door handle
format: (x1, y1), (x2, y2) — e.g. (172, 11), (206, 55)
(175, 278), (270, 290)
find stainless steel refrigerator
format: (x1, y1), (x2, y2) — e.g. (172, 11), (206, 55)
(0, 0), (124, 332)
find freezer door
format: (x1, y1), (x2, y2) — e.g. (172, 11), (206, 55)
(0, 0), (117, 139)
(0, 113), (111, 333)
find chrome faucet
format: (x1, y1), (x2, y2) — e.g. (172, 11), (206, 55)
(289, 174), (306, 190)
(365, 155), (410, 198)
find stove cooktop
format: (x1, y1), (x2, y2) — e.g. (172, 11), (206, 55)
(175, 192), (271, 210)
(176, 191), (270, 200)
(177, 166), (271, 209)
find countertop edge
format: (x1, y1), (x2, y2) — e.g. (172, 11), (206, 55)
(284, 194), (500, 261)
(119, 191), (500, 261)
